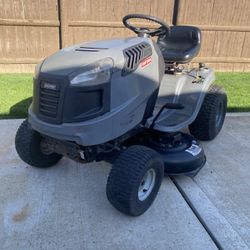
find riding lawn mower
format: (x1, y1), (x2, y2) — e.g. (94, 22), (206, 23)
(15, 14), (227, 216)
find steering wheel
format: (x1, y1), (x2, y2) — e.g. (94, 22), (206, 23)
(123, 14), (170, 37)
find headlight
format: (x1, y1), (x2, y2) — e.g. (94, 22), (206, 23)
(34, 60), (44, 78)
(70, 58), (113, 86)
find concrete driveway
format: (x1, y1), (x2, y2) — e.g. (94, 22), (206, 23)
(0, 116), (249, 250)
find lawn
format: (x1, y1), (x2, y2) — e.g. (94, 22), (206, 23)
(0, 74), (33, 119)
(216, 72), (250, 112)
(0, 72), (250, 119)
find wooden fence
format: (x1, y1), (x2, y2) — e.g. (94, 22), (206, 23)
(0, 0), (249, 72)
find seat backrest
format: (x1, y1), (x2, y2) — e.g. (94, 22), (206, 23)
(157, 25), (201, 51)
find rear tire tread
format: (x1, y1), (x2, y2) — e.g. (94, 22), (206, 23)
(189, 84), (227, 141)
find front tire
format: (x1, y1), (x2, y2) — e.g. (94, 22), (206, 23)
(189, 85), (227, 141)
(15, 119), (62, 168)
(106, 145), (164, 216)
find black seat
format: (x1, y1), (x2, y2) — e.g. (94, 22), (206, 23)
(157, 26), (201, 64)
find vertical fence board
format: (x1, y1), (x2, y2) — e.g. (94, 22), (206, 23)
(0, 0), (60, 72)
(66, 0), (174, 46)
(0, 0), (249, 72)
(176, 0), (250, 71)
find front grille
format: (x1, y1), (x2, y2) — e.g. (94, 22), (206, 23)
(39, 82), (60, 118)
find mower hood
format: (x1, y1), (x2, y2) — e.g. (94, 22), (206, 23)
(40, 37), (147, 76)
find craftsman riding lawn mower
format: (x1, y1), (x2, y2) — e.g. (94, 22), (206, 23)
(15, 14), (227, 216)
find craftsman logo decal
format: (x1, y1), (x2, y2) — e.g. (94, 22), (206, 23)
(141, 57), (152, 68)
(41, 82), (58, 91)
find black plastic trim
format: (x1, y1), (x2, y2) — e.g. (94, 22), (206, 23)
(33, 73), (68, 124)
(33, 72), (110, 124)
(62, 82), (110, 123)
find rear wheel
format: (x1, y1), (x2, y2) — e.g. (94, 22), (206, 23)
(189, 85), (227, 141)
(106, 145), (164, 216)
(15, 119), (62, 168)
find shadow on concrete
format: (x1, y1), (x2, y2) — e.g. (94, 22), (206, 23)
(227, 106), (250, 112)
(0, 97), (32, 119)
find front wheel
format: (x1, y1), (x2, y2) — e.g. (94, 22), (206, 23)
(106, 145), (164, 216)
(189, 85), (227, 141)
(15, 119), (62, 168)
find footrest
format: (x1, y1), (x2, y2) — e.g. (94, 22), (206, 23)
(146, 68), (215, 132)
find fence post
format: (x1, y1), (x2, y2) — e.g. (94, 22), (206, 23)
(58, 0), (68, 48)
(172, 0), (180, 25)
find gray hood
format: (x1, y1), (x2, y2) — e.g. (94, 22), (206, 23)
(41, 37), (147, 76)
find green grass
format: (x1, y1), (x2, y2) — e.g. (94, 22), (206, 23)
(0, 74), (33, 118)
(216, 72), (250, 112)
(0, 72), (250, 119)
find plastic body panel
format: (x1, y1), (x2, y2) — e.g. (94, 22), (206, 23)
(146, 67), (215, 132)
(29, 37), (164, 146)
